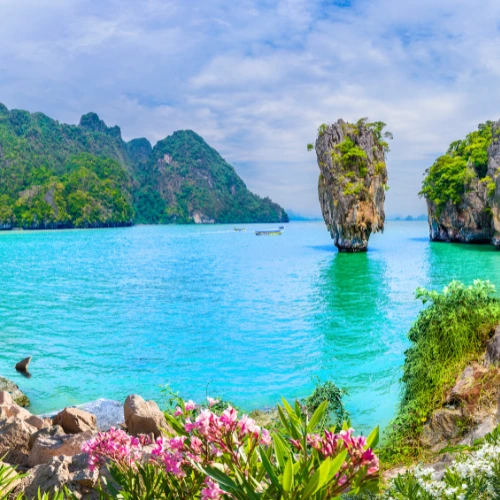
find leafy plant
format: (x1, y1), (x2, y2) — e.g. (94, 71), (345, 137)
(302, 378), (349, 429)
(84, 397), (379, 499)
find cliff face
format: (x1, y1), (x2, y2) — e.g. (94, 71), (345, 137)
(424, 120), (500, 246)
(314, 120), (389, 252)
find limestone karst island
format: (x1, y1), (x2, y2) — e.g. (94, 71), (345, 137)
(3, 1), (500, 499)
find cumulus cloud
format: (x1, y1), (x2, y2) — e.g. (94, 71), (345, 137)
(1, 0), (500, 215)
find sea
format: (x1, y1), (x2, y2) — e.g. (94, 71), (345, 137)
(1, 221), (499, 433)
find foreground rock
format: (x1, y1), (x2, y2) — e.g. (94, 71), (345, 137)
(53, 407), (97, 434)
(41, 399), (124, 432)
(0, 376), (30, 407)
(124, 394), (171, 438)
(29, 430), (96, 467)
(314, 119), (389, 252)
(0, 418), (38, 465)
(15, 454), (99, 499)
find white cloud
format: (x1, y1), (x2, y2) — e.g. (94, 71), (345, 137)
(1, 0), (500, 216)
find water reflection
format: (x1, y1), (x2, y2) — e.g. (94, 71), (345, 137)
(312, 252), (399, 430)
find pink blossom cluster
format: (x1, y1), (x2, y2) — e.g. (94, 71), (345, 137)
(184, 406), (271, 451)
(201, 477), (224, 499)
(149, 404), (271, 484)
(82, 427), (151, 471)
(291, 427), (378, 484)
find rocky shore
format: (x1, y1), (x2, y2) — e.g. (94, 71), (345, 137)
(0, 389), (169, 498)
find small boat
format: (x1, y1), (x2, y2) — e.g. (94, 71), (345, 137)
(255, 229), (283, 236)
(234, 228), (247, 232)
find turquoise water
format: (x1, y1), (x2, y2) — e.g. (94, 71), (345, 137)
(1, 221), (499, 432)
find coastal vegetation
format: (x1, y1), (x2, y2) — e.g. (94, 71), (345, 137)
(420, 121), (495, 214)
(381, 280), (500, 466)
(0, 104), (288, 228)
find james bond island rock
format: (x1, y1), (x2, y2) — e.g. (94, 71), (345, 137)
(312, 119), (390, 252)
(421, 120), (500, 246)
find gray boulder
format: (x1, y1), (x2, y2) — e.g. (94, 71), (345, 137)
(485, 325), (500, 366)
(15, 356), (31, 372)
(16, 453), (99, 499)
(420, 408), (463, 448)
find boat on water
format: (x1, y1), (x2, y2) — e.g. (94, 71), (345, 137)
(234, 228), (247, 232)
(255, 229), (283, 236)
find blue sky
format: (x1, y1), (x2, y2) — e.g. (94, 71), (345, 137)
(1, 0), (500, 216)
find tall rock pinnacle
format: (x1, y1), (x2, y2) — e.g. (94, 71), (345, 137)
(312, 119), (390, 252)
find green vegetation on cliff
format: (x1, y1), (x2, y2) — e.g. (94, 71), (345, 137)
(135, 130), (289, 224)
(0, 103), (287, 228)
(382, 280), (500, 465)
(420, 121), (495, 211)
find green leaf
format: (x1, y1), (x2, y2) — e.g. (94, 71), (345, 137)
(203, 466), (239, 491)
(273, 433), (290, 469)
(326, 450), (348, 483)
(277, 405), (292, 435)
(259, 447), (281, 490)
(366, 426), (379, 449)
(307, 400), (329, 433)
(282, 398), (301, 424)
(282, 458), (294, 492)
(302, 457), (332, 497)
(163, 413), (188, 436)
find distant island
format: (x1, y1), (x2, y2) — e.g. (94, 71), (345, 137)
(388, 214), (427, 221)
(0, 104), (288, 229)
(286, 210), (322, 221)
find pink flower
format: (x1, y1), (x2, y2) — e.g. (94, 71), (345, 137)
(81, 427), (144, 471)
(260, 428), (272, 446)
(207, 397), (219, 407)
(237, 415), (259, 436)
(201, 477), (224, 499)
(219, 406), (238, 428)
(185, 400), (196, 411)
(169, 436), (186, 451)
(174, 407), (183, 417)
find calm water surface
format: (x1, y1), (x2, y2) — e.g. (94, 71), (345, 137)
(1, 221), (499, 432)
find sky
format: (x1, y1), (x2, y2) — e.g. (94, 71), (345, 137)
(1, 0), (500, 217)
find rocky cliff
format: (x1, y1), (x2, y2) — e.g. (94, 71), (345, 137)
(422, 120), (500, 246)
(313, 119), (389, 252)
(0, 103), (288, 228)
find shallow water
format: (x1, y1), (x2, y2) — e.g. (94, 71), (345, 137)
(0, 221), (499, 432)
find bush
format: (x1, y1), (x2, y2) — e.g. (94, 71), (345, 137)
(420, 121), (495, 212)
(84, 397), (379, 499)
(302, 378), (349, 429)
(381, 280), (500, 465)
